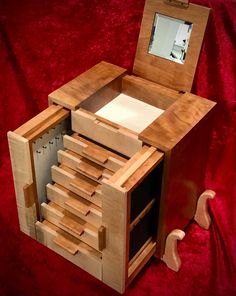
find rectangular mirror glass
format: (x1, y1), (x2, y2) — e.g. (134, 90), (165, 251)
(148, 14), (193, 64)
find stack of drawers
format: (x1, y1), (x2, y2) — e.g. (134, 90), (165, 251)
(36, 133), (128, 279)
(35, 126), (164, 289)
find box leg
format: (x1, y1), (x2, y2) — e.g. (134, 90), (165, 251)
(161, 229), (185, 272)
(194, 190), (215, 229)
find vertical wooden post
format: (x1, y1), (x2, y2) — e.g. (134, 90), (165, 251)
(101, 179), (128, 293)
(8, 132), (37, 238)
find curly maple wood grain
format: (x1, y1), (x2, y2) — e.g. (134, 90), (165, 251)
(49, 61), (126, 110)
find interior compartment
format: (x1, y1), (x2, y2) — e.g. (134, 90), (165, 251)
(77, 74), (177, 141)
(129, 205), (157, 261)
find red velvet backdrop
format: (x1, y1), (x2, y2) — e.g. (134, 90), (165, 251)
(0, 0), (235, 295)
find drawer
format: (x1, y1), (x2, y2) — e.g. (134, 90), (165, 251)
(35, 220), (102, 280)
(63, 134), (127, 172)
(71, 109), (143, 157)
(41, 202), (101, 251)
(51, 164), (102, 207)
(57, 149), (113, 183)
(46, 183), (102, 228)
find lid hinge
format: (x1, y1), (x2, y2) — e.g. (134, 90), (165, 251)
(163, 0), (189, 8)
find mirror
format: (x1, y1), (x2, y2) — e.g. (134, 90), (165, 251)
(148, 14), (193, 64)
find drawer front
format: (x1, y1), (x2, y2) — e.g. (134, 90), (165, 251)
(36, 220), (102, 280)
(51, 164), (102, 207)
(63, 134), (127, 172)
(57, 149), (113, 183)
(71, 109), (142, 157)
(41, 202), (100, 251)
(46, 183), (102, 228)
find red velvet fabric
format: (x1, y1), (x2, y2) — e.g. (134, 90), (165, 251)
(0, 0), (235, 295)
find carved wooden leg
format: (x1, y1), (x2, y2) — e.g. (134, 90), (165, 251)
(194, 190), (215, 229)
(161, 229), (185, 272)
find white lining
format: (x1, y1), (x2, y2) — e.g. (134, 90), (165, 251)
(95, 93), (164, 133)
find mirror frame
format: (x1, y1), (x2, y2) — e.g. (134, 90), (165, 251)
(133, 0), (210, 92)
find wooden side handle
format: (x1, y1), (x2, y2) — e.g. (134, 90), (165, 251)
(64, 197), (90, 216)
(98, 226), (106, 251)
(23, 183), (36, 208)
(82, 146), (108, 164)
(69, 178), (95, 196)
(53, 234), (79, 255)
(59, 216), (84, 236)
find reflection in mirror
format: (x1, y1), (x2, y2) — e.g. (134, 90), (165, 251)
(148, 14), (192, 64)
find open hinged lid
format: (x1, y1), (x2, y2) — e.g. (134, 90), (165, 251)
(133, 0), (210, 92)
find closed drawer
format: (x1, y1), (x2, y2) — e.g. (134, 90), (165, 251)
(51, 164), (102, 207)
(57, 149), (113, 183)
(63, 134), (127, 172)
(35, 220), (102, 280)
(41, 202), (100, 251)
(46, 183), (102, 228)
(71, 109), (143, 157)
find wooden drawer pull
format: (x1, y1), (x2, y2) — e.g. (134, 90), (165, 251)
(59, 216), (84, 236)
(82, 146), (108, 164)
(77, 162), (103, 180)
(53, 234), (79, 255)
(64, 198), (90, 216)
(69, 179), (95, 196)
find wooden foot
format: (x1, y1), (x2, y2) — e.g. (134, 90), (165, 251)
(161, 229), (185, 272)
(194, 190), (215, 229)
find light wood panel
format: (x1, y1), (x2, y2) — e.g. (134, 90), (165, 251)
(72, 109), (143, 158)
(7, 132), (37, 238)
(14, 104), (69, 141)
(48, 61), (126, 110)
(139, 92), (216, 151)
(36, 220), (102, 279)
(122, 75), (181, 110)
(133, 0), (210, 92)
(101, 180), (128, 293)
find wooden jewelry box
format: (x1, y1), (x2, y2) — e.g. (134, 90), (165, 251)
(8, 0), (216, 293)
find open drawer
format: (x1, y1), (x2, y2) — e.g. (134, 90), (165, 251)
(36, 220), (102, 280)
(46, 183), (102, 227)
(41, 202), (101, 251)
